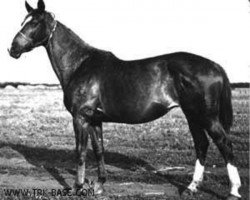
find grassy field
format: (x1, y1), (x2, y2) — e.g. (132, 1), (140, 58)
(0, 86), (249, 200)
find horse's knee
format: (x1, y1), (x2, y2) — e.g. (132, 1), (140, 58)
(73, 104), (94, 122)
(74, 105), (96, 122)
(82, 107), (95, 117)
(73, 114), (87, 129)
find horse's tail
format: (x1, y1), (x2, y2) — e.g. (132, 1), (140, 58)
(219, 66), (233, 133)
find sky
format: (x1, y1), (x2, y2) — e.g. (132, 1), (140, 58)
(1, 0), (250, 83)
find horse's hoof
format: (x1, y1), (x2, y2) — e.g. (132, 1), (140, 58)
(226, 194), (241, 200)
(73, 182), (91, 195)
(74, 182), (84, 190)
(180, 188), (199, 200)
(181, 188), (197, 199)
(187, 182), (199, 193)
(93, 181), (104, 195)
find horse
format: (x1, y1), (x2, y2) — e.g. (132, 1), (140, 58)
(9, 1), (241, 199)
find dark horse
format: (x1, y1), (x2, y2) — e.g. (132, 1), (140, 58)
(9, 1), (241, 199)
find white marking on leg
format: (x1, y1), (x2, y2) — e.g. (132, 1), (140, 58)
(76, 162), (85, 185)
(188, 159), (204, 192)
(227, 163), (241, 198)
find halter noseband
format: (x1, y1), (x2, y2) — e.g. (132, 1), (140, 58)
(19, 31), (33, 42)
(18, 17), (57, 47)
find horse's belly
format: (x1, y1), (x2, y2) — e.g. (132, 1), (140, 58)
(101, 102), (178, 124)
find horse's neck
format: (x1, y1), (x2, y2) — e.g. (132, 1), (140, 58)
(45, 22), (91, 89)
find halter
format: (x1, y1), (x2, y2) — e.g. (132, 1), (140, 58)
(47, 20), (57, 43)
(18, 15), (57, 47)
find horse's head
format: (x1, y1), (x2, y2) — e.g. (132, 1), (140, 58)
(9, 0), (57, 59)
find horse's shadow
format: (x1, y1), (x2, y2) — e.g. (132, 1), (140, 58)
(0, 142), (225, 199)
(0, 142), (156, 187)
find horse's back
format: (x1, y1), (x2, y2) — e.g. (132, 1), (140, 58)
(98, 51), (229, 123)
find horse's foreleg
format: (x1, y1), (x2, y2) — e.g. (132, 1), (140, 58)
(73, 115), (89, 189)
(89, 122), (106, 195)
(186, 117), (209, 193)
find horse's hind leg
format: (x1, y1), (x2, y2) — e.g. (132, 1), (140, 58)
(89, 122), (106, 195)
(183, 113), (209, 193)
(205, 119), (241, 198)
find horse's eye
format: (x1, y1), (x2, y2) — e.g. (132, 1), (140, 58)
(31, 21), (39, 27)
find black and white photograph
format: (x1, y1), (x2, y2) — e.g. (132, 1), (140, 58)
(0, 0), (249, 199)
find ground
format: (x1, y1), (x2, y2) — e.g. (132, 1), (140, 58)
(0, 86), (249, 200)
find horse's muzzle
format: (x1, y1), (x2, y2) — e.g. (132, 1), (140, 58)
(8, 47), (21, 59)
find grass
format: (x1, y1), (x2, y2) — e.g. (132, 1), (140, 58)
(0, 86), (248, 200)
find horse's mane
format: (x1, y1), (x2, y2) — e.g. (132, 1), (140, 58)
(59, 22), (94, 50)
(58, 21), (115, 59)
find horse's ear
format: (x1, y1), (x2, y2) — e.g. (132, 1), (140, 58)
(37, 0), (45, 12)
(25, 1), (34, 13)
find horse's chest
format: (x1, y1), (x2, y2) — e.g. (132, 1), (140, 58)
(65, 81), (100, 114)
